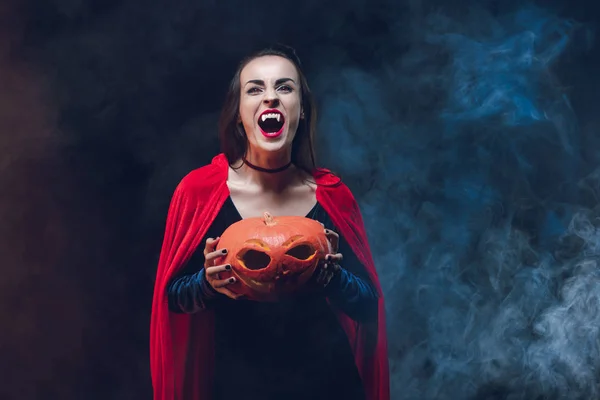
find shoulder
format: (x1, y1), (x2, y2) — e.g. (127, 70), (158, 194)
(314, 167), (358, 208)
(175, 153), (229, 196)
(313, 167), (342, 187)
(314, 167), (352, 193)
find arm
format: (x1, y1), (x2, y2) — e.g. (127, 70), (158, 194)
(320, 217), (379, 322)
(165, 195), (240, 312)
(165, 229), (233, 313)
(327, 267), (378, 303)
(325, 261), (379, 323)
(167, 266), (221, 313)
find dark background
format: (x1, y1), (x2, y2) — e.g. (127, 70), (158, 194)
(1, 0), (599, 399)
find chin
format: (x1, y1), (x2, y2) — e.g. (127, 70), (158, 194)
(253, 127), (294, 152)
(254, 140), (289, 155)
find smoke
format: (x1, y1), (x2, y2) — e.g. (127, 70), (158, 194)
(313, 3), (598, 400)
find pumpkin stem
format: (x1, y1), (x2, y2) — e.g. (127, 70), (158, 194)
(263, 212), (276, 226)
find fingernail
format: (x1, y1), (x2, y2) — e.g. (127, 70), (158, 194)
(225, 264), (231, 270)
(222, 249), (228, 254)
(229, 277), (235, 283)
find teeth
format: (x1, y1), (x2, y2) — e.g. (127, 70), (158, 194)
(261, 113), (282, 122)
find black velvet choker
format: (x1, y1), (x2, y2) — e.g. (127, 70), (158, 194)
(243, 157), (292, 173)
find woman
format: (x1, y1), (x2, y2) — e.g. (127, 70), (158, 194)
(150, 45), (389, 400)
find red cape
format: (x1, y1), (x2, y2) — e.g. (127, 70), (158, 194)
(150, 153), (390, 400)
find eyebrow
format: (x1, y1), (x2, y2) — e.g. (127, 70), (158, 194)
(244, 78), (296, 87)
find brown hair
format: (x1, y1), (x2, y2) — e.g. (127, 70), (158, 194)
(217, 44), (318, 177)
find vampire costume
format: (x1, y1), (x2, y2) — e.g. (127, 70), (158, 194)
(150, 153), (390, 400)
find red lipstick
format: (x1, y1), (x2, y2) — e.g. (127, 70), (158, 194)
(258, 109), (285, 139)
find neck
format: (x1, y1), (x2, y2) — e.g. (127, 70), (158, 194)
(243, 156), (292, 174)
(233, 151), (297, 192)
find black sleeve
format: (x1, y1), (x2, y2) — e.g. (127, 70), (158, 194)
(166, 247), (223, 314)
(165, 202), (236, 313)
(316, 208), (379, 322)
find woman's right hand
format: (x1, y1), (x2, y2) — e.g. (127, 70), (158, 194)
(203, 237), (244, 300)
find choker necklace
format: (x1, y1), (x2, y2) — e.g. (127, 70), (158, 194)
(243, 157), (292, 173)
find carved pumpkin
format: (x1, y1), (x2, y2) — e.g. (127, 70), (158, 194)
(216, 212), (331, 302)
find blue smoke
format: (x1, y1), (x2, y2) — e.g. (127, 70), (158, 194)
(435, 7), (579, 155)
(314, 4), (596, 399)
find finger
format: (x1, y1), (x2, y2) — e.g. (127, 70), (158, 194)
(316, 264), (333, 285)
(219, 287), (245, 300)
(325, 253), (343, 263)
(205, 248), (228, 264)
(316, 272), (325, 285)
(324, 229), (339, 253)
(314, 265), (326, 284)
(212, 276), (237, 289)
(323, 272), (334, 287)
(203, 237), (220, 256)
(331, 263), (341, 274)
(319, 265), (333, 284)
(205, 264), (231, 276)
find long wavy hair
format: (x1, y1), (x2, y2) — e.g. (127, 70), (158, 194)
(218, 44), (318, 177)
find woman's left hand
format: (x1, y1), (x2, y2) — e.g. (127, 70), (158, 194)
(314, 228), (343, 288)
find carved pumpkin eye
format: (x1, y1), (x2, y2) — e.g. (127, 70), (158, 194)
(285, 244), (315, 260)
(238, 249), (271, 270)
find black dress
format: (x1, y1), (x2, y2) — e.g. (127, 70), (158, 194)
(167, 197), (378, 400)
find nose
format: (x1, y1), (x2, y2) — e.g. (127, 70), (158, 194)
(263, 88), (280, 107)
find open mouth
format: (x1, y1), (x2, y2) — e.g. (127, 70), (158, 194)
(258, 109), (285, 137)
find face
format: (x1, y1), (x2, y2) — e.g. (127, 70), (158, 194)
(238, 55), (302, 157)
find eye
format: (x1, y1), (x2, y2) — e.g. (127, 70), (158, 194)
(285, 244), (315, 260)
(277, 85), (293, 93)
(247, 87), (262, 95)
(238, 249), (271, 270)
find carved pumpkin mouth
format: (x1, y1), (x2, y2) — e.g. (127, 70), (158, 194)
(238, 266), (318, 292)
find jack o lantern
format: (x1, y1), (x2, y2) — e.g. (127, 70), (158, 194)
(215, 212), (331, 302)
